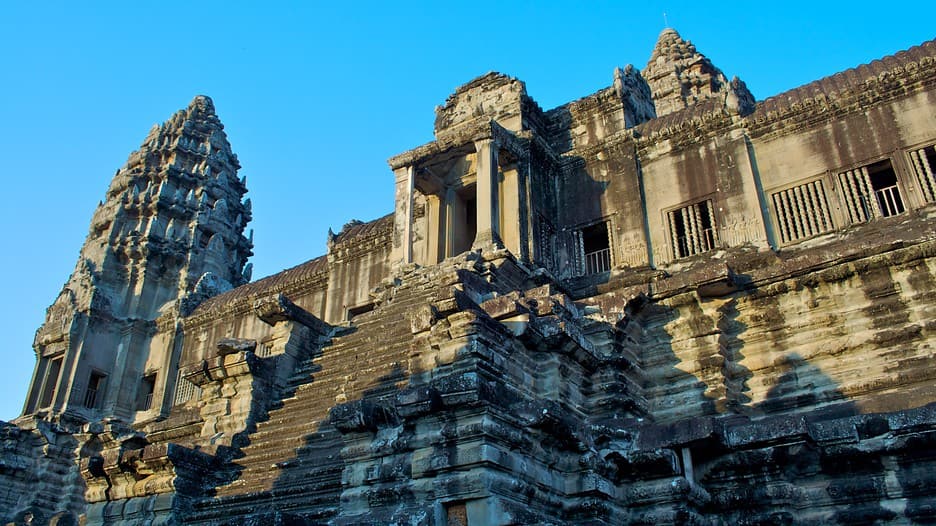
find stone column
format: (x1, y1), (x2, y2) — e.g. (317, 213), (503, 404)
(392, 165), (416, 264)
(22, 357), (44, 414)
(403, 165), (415, 263)
(444, 187), (456, 258)
(472, 138), (503, 250)
(520, 151), (533, 262)
(426, 194), (442, 264)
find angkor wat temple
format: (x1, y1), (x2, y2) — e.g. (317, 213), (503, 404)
(3, 29), (936, 525)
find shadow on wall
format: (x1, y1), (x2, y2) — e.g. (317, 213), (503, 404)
(193, 297), (421, 524)
(758, 352), (855, 418)
(190, 261), (923, 524)
(625, 292), (755, 421)
(6, 509), (79, 526)
(555, 155), (612, 281)
(635, 273), (863, 423)
(199, 328), (343, 501)
(267, 363), (412, 524)
(643, 289), (902, 525)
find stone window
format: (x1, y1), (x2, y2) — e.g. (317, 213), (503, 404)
(838, 159), (905, 222)
(173, 371), (201, 406)
(771, 179), (834, 244)
(909, 144), (936, 203)
(578, 221), (612, 275)
(83, 371), (106, 409)
(138, 373), (156, 411)
(667, 199), (717, 259)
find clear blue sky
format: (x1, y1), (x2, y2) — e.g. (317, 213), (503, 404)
(0, 2), (932, 421)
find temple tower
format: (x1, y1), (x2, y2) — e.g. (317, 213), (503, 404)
(643, 28), (755, 116)
(23, 96), (252, 422)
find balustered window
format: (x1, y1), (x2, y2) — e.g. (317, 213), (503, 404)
(771, 179), (834, 244)
(909, 144), (936, 203)
(838, 159), (904, 223)
(256, 341), (274, 358)
(83, 371), (106, 409)
(173, 370), (201, 405)
(579, 221), (611, 275)
(668, 199), (718, 259)
(138, 373), (156, 411)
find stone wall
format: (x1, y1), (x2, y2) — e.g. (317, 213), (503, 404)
(3, 32), (936, 526)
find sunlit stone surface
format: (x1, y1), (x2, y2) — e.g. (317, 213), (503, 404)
(2, 32), (936, 525)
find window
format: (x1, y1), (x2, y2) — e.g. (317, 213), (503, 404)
(581, 221), (611, 275)
(838, 159), (904, 223)
(668, 199), (717, 259)
(173, 370), (201, 406)
(83, 371), (106, 409)
(771, 179), (834, 244)
(868, 160), (904, 217)
(138, 373), (156, 411)
(909, 144), (936, 203)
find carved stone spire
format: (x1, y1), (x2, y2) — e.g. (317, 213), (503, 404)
(25, 96), (253, 420)
(642, 28), (754, 117)
(95, 95), (253, 304)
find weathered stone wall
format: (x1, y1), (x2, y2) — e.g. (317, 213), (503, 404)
(546, 88), (633, 154)
(0, 419), (85, 525)
(323, 215), (393, 324)
(5, 32), (936, 526)
(626, 220), (936, 423)
(434, 73), (527, 136)
(556, 137), (649, 272)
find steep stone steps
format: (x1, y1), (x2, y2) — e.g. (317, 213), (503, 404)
(216, 428), (346, 499)
(210, 278), (433, 504)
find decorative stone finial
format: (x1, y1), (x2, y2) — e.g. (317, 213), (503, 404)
(188, 95), (215, 116)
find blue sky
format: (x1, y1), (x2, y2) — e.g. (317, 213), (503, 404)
(0, 2), (932, 421)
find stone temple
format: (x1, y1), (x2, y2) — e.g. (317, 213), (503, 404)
(3, 30), (936, 525)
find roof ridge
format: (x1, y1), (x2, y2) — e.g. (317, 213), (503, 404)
(756, 39), (936, 108)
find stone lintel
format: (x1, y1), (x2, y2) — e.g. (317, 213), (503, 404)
(387, 120), (525, 171)
(388, 140), (442, 171)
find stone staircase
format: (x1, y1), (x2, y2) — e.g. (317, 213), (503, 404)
(193, 269), (443, 520)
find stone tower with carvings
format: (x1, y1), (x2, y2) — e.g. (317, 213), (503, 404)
(25, 96), (252, 422)
(4, 30), (936, 526)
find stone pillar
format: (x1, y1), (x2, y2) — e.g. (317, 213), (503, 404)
(403, 165), (415, 263)
(444, 187), (456, 258)
(520, 151), (533, 262)
(500, 164), (521, 256)
(473, 138), (503, 250)
(392, 165), (416, 264)
(21, 357), (43, 414)
(426, 194), (442, 264)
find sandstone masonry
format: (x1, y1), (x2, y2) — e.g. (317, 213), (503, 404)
(2, 30), (936, 525)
